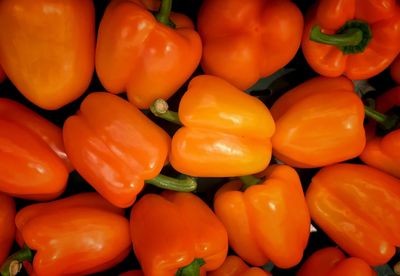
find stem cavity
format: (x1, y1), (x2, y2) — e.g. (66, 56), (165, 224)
(175, 258), (205, 276)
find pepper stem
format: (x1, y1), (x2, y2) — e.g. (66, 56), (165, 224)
(1, 245), (33, 276)
(175, 258), (205, 276)
(145, 174), (197, 192)
(364, 106), (399, 130)
(155, 0), (175, 28)
(240, 175), (262, 191)
(310, 20), (372, 54)
(150, 99), (182, 125)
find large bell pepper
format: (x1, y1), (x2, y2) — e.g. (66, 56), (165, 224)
(130, 191), (228, 276)
(302, 0), (400, 80)
(95, 0), (202, 109)
(0, 193), (15, 265)
(306, 163), (400, 266)
(214, 165), (310, 268)
(391, 55), (400, 84)
(270, 76), (366, 168)
(297, 247), (375, 276)
(208, 255), (271, 276)
(151, 75), (275, 177)
(1, 193), (130, 276)
(0, 0), (95, 110)
(63, 92), (196, 208)
(360, 86), (400, 178)
(197, 0), (303, 90)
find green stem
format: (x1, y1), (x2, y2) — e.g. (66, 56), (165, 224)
(240, 175), (262, 191)
(1, 245), (33, 276)
(150, 99), (182, 125)
(176, 258), (205, 276)
(155, 0), (175, 28)
(145, 174), (197, 192)
(364, 105), (399, 130)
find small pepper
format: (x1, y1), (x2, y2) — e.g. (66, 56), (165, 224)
(151, 75), (275, 177)
(306, 163), (400, 266)
(214, 165), (310, 268)
(270, 76), (366, 168)
(0, 0), (95, 110)
(297, 247), (375, 276)
(95, 0), (202, 109)
(2, 194), (131, 276)
(208, 255), (271, 276)
(302, 0), (400, 80)
(130, 191), (228, 276)
(197, 0), (303, 90)
(0, 193), (15, 265)
(63, 92), (196, 208)
(391, 55), (400, 84)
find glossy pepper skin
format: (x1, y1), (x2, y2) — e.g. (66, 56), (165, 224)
(63, 92), (170, 208)
(0, 0), (95, 110)
(214, 165), (310, 268)
(170, 75), (275, 177)
(297, 247), (375, 276)
(270, 76), (366, 168)
(130, 191), (228, 276)
(306, 164), (400, 266)
(197, 0), (303, 90)
(96, 0), (202, 109)
(16, 199), (131, 276)
(208, 255), (271, 276)
(391, 55), (400, 84)
(302, 0), (400, 80)
(0, 193), (15, 265)
(0, 98), (72, 171)
(360, 87), (400, 178)
(0, 119), (68, 200)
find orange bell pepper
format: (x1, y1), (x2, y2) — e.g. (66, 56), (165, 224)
(306, 163), (400, 266)
(361, 86), (400, 178)
(1, 193), (130, 276)
(0, 0), (95, 110)
(208, 255), (271, 276)
(391, 55), (400, 84)
(214, 165), (310, 268)
(0, 193), (15, 265)
(197, 0), (303, 90)
(63, 92), (196, 208)
(297, 247), (375, 276)
(270, 76), (366, 168)
(0, 98), (72, 171)
(95, 0), (202, 109)
(302, 0), (400, 80)
(0, 119), (68, 200)
(151, 75), (275, 177)
(130, 191), (228, 276)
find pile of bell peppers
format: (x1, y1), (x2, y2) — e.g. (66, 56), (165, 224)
(0, 0), (400, 275)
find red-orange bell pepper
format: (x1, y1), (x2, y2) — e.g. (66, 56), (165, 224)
(197, 0), (303, 90)
(306, 163), (400, 266)
(0, 119), (68, 200)
(120, 270), (144, 276)
(297, 247), (375, 276)
(214, 165), (310, 268)
(208, 255), (271, 276)
(0, 98), (72, 171)
(270, 76), (366, 168)
(391, 55), (400, 84)
(130, 191), (228, 276)
(0, 0), (95, 110)
(63, 92), (196, 208)
(360, 86), (400, 178)
(0, 193), (15, 265)
(302, 0), (400, 80)
(95, 0), (202, 109)
(151, 75), (275, 177)
(1, 193), (130, 276)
